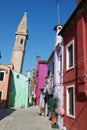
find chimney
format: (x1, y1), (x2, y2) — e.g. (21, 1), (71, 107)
(77, 0), (81, 4)
(36, 56), (41, 70)
(36, 56), (41, 62)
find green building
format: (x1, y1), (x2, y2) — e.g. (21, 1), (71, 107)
(10, 70), (30, 108)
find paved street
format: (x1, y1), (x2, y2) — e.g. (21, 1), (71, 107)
(0, 106), (59, 130)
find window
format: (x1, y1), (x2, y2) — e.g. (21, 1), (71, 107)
(59, 55), (62, 72)
(20, 39), (23, 44)
(0, 91), (2, 102)
(52, 61), (54, 74)
(0, 71), (4, 81)
(66, 40), (74, 70)
(16, 74), (19, 78)
(66, 85), (75, 118)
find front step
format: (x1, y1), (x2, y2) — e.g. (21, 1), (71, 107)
(52, 124), (59, 129)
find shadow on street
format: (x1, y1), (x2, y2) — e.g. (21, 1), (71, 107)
(0, 108), (16, 121)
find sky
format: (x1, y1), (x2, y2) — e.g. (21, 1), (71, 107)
(0, 0), (77, 75)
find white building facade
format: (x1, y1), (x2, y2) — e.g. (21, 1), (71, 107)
(54, 25), (64, 129)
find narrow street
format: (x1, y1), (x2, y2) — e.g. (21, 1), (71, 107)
(0, 106), (59, 130)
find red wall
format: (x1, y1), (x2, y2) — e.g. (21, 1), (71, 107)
(63, 9), (87, 130)
(77, 0), (81, 4)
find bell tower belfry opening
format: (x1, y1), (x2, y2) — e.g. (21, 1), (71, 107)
(11, 12), (28, 73)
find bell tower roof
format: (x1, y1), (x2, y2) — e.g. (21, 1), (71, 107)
(16, 12), (28, 38)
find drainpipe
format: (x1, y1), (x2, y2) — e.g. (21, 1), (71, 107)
(27, 69), (31, 107)
(36, 56), (41, 106)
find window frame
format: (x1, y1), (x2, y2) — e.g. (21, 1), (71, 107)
(66, 40), (74, 71)
(0, 90), (3, 102)
(66, 85), (75, 118)
(0, 71), (5, 82)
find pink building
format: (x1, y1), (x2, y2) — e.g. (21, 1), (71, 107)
(36, 56), (48, 106)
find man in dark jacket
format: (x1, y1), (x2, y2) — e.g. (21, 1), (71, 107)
(48, 94), (56, 120)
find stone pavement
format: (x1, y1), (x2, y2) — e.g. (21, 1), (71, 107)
(0, 106), (60, 130)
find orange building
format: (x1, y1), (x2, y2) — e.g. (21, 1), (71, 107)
(0, 64), (13, 108)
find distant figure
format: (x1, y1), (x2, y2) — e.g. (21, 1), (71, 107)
(48, 94), (56, 120)
(43, 81), (49, 116)
(39, 88), (45, 116)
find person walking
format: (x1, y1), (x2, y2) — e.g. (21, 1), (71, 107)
(39, 88), (45, 116)
(48, 94), (56, 120)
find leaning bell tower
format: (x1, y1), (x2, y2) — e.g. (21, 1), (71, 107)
(11, 12), (28, 73)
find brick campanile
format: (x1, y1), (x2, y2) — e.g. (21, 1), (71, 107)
(11, 13), (28, 73)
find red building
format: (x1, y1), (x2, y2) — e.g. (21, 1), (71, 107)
(60, 0), (87, 130)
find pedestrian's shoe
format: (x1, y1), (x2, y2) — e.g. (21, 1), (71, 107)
(39, 113), (42, 116)
(49, 118), (52, 121)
